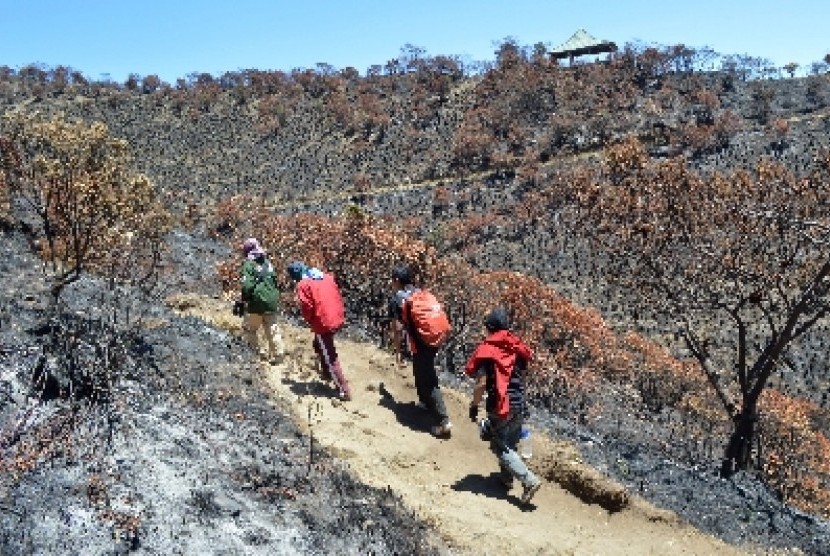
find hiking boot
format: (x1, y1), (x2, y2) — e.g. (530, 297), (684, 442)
(338, 391), (352, 402)
(430, 422), (452, 438)
(521, 481), (541, 505)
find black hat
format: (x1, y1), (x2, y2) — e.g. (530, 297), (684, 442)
(391, 265), (412, 285)
(484, 307), (510, 332)
(287, 261), (307, 281)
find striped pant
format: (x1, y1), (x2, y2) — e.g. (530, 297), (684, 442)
(312, 332), (350, 397)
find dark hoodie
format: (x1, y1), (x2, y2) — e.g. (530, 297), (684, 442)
(464, 329), (533, 419)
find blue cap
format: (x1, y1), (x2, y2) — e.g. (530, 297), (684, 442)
(287, 261), (307, 281)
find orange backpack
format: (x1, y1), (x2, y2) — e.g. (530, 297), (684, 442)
(403, 289), (451, 348)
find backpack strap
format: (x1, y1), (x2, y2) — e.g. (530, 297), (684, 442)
(397, 287), (417, 322)
(402, 296), (413, 331)
(254, 259), (274, 284)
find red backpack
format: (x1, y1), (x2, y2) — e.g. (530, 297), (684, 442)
(403, 289), (451, 348)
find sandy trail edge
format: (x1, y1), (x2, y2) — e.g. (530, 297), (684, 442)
(170, 294), (748, 556)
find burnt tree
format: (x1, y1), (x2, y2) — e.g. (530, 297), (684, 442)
(568, 137), (830, 476)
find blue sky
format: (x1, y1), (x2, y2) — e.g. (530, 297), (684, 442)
(2, 0), (828, 83)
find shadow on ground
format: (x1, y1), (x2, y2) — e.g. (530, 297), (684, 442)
(283, 376), (340, 399)
(377, 382), (431, 434)
(451, 472), (536, 510)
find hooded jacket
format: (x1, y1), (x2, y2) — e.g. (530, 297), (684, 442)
(464, 329), (533, 419)
(296, 271), (345, 335)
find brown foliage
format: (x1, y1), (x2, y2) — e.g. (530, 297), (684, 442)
(256, 94), (289, 134)
(568, 137), (830, 496)
(209, 181), (830, 514)
(759, 390), (830, 516)
(0, 111), (172, 298)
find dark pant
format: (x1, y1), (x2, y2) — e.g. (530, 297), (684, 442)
(412, 345), (449, 426)
(489, 413), (538, 488)
(313, 332), (350, 396)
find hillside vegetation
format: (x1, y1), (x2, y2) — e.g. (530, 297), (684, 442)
(2, 41), (830, 554)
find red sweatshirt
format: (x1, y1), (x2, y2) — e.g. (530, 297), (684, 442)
(296, 273), (345, 335)
(464, 330), (533, 419)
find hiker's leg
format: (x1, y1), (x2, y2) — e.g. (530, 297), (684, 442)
(411, 348), (431, 404)
(491, 416), (539, 488)
(400, 329), (412, 360)
(429, 378), (449, 427)
(318, 332), (349, 396)
(491, 446), (513, 487)
(414, 347), (448, 426)
(498, 462), (513, 486)
(262, 312), (285, 357)
(312, 335), (332, 380)
(242, 312), (264, 355)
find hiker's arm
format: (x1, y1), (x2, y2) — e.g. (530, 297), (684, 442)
(471, 373), (486, 407)
(391, 320), (403, 363)
(295, 282), (315, 323)
(388, 295), (405, 364)
(468, 372), (486, 421)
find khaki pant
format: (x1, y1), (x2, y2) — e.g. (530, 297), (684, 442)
(242, 312), (285, 359)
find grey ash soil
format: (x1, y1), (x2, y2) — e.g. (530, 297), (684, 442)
(533, 410), (830, 555)
(0, 227), (449, 556)
(2, 225), (830, 555)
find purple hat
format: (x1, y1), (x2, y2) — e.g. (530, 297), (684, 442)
(247, 246), (266, 260)
(243, 238), (265, 260)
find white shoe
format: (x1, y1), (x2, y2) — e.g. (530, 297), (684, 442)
(430, 422), (452, 438)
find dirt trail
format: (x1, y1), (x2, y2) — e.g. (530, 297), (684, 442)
(266, 150), (599, 211)
(174, 294), (747, 556)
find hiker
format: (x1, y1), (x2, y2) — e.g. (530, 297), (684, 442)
(287, 261), (351, 401)
(238, 237), (285, 364)
(387, 296), (412, 365)
(389, 265), (452, 437)
(466, 307), (541, 505)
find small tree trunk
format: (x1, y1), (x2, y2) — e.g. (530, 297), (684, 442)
(720, 405), (758, 477)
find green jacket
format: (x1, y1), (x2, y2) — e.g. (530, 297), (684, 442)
(240, 258), (279, 314)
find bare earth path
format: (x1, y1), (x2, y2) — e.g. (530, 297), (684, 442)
(179, 295), (747, 556)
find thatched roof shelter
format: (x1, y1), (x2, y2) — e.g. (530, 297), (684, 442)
(549, 29), (617, 63)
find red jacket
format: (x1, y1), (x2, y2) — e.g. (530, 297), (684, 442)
(464, 330), (533, 419)
(296, 273), (345, 335)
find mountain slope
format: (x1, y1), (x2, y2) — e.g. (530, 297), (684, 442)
(171, 292), (747, 555)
